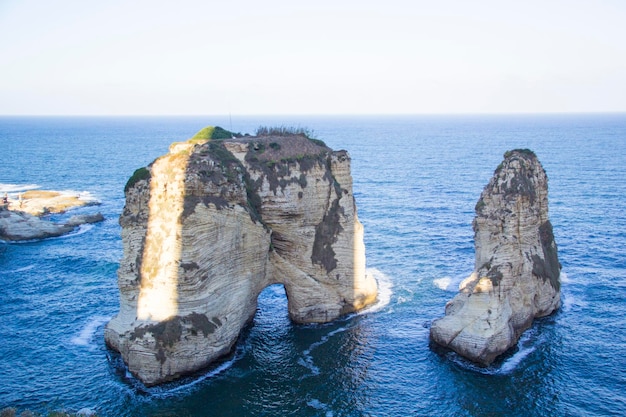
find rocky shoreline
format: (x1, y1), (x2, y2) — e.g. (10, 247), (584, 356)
(0, 190), (103, 241)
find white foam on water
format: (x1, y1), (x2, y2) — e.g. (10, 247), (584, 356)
(307, 399), (334, 417)
(448, 328), (541, 375)
(0, 264), (35, 274)
(560, 270), (570, 283)
(299, 325), (350, 377)
(76, 407), (97, 416)
(396, 295), (410, 304)
(497, 330), (538, 375)
(71, 315), (111, 347)
(307, 399), (326, 409)
(562, 291), (587, 312)
(433, 274), (467, 292)
(56, 223), (95, 239)
(358, 267), (393, 315)
(433, 276), (452, 291)
(498, 348), (535, 375)
(0, 183), (40, 193)
(59, 189), (100, 204)
(297, 356), (321, 376)
(149, 357), (239, 397)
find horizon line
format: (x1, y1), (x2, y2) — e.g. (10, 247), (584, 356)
(1, 111), (625, 118)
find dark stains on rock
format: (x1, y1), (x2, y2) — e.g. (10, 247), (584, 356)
(311, 196), (345, 273)
(131, 313), (222, 363)
(188, 312), (219, 337)
(475, 197), (486, 214)
(189, 141), (244, 187)
(174, 135), (341, 227)
(497, 149), (540, 205)
(505, 170), (537, 205)
(181, 195), (230, 220)
(532, 220), (561, 291)
(487, 265), (504, 287)
(247, 153), (324, 195)
(180, 261), (199, 272)
(131, 317), (183, 362)
(243, 136), (329, 195)
(243, 172), (264, 224)
(311, 155), (347, 273)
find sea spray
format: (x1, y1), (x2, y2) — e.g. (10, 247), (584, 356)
(71, 315), (111, 347)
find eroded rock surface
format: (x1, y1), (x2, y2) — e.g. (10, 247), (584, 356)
(430, 149), (561, 365)
(105, 131), (378, 385)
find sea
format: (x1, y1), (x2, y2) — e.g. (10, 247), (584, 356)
(0, 114), (625, 417)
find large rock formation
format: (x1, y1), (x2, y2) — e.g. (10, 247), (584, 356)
(105, 128), (378, 386)
(430, 149), (561, 366)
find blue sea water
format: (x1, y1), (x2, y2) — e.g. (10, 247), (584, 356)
(0, 114), (625, 416)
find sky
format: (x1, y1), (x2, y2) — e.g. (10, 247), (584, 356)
(1, 0), (625, 115)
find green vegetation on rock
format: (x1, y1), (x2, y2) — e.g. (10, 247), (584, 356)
(255, 125), (312, 137)
(504, 148), (536, 159)
(191, 126), (238, 141)
(124, 167), (151, 192)
(255, 125), (326, 146)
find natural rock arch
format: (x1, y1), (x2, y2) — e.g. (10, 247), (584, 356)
(105, 130), (378, 386)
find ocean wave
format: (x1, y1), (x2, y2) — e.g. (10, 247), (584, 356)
(116, 336), (252, 397)
(147, 357), (238, 398)
(0, 264), (35, 275)
(497, 329), (540, 375)
(562, 291), (588, 312)
(307, 398), (334, 417)
(433, 274), (467, 291)
(433, 276), (452, 291)
(447, 327), (541, 375)
(297, 357), (320, 376)
(498, 345), (536, 375)
(358, 267), (393, 315)
(0, 183), (40, 193)
(58, 189), (100, 204)
(299, 325), (350, 377)
(71, 315), (111, 347)
(56, 223), (95, 239)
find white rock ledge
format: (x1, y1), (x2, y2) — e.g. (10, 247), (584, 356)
(0, 190), (103, 241)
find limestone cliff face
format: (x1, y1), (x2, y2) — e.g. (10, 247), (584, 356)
(430, 149), (561, 366)
(105, 133), (377, 385)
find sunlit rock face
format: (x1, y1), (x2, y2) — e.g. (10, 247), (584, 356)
(430, 149), (561, 366)
(105, 133), (377, 386)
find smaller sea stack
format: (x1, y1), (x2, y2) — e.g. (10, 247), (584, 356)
(430, 149), (561, 365)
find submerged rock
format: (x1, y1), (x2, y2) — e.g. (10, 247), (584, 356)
(0, 202), (103, 242)
(430, 149), (561, 366)
(105, 129), (378, 386)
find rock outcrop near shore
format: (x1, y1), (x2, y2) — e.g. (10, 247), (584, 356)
(430, 149), (561, 365)
(0, 190), (102, 241)
(105, 128), (378, 386)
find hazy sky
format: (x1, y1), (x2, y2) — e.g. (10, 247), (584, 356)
(1, 0), (625, 115)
